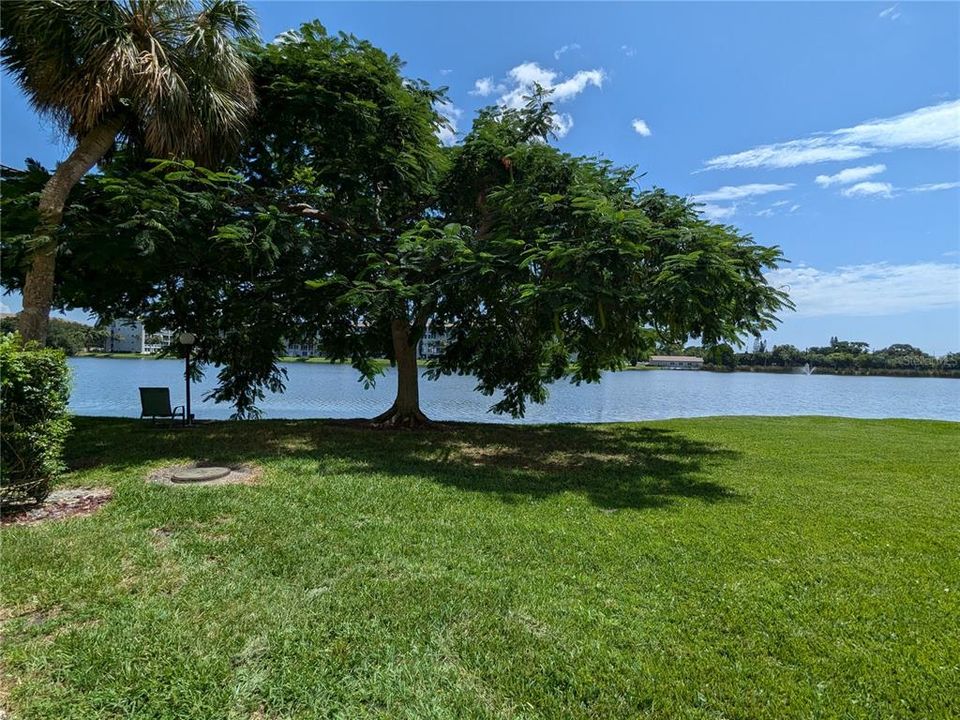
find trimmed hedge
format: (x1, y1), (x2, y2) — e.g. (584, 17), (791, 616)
(1, 334), (71, 506)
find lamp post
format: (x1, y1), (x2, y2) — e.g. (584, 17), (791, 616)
(179, 332), (196, 426)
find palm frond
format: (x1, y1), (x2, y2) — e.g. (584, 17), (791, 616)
(0, 0), (257, 165)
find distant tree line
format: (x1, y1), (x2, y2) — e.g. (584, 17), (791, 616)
(671, 337), (960, 377)
(0, 315), (105, 356)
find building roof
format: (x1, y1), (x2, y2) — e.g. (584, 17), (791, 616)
(648, 355), (704, 363)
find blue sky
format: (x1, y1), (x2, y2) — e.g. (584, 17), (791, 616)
(2, 1), (958, 353)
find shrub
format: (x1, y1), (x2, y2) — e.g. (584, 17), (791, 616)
(0, 334), (71, 506)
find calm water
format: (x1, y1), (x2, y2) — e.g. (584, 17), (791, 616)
(67, 357), (960, 423)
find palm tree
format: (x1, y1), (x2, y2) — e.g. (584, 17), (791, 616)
(1, 0), (258, 343)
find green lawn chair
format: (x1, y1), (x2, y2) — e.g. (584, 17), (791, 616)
(139, 387), (185, 426)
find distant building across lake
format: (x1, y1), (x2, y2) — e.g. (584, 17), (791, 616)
(104, 317), (451, 360)
(417, 323), (449, 359)
(284, 339), (320, 358)
(646, 355), (704, 370)
(105, 319), (174, 354)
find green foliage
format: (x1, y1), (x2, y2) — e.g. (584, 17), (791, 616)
(0, 0), (257, 164)
(2, 158), (312, 417)
(427, 100), (789, 415)
(1, 315), (105, 355)
(1, 23), (457, 418)
(728, 337), (955, 376)
(940, 352), (960, 371)
(703, 343), (736, 369)
(1, 25), (792, 420)
(243, 21), (446, 209)
(0, 334), (71, 505)
(238, 23), (454, 392)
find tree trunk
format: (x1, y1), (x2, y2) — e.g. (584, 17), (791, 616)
(19, 118), (123, 344)
(371, 319), (433, 428)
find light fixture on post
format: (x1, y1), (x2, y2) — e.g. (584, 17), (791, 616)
(179, 332), (196, 426)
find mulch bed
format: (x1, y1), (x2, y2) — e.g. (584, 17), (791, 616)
(1, 487), (113, 528)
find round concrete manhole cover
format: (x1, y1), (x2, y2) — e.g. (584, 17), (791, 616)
(171, 467), (232, 483)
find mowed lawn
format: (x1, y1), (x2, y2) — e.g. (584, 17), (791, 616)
(1, 416), (958, 719)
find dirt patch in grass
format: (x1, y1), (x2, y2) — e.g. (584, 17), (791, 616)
(450, 442), (633, 471)
(147, 462), (263, 487)
(0, 488), (113, 528)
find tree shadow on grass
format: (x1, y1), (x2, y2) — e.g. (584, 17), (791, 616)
(65, 417), (743, 511)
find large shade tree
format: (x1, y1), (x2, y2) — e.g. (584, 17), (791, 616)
(430, 101), (791, 419)
(312, 99), (791, 424)
(238, 25), (791, 425)
(1, 158), (307, 417)
(0, 0), (257, 343)
(1, 23), (792, 424)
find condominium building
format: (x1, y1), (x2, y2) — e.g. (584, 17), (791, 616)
(105, 319), (174, 354)
(417, 323), (450, 359)
(284, 339), (320, 357)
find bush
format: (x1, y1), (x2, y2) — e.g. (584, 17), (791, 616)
(0, 334), (71, 506)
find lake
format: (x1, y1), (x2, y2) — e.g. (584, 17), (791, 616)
(67, 357), (960, 423)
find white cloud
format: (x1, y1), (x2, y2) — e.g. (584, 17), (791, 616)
(694, 185), (797, 219)
(841, 181), (894, 198)
(0, 301), (11, 314)
(470, 77), (501, 97)
(439, 68), (453, 76)
(621, 45), (636, 57)
(704, 100), (960, 170)
(553, 43), (581, 60)
(551, 69), (605, 102)
(631, 118), (652, 137)
(756, 200), (801, 217)
(692, 183), (794, 203)
(879, 5), (901, 20)
(704, 138), (874, 170)
(509, 63), (552, 83)
(831, 179), (959, 198)
(815, 164), (887, 187)
(767, 262), (960, 317)
(908, 181), (960, 193)
(551, 113), (574, 138)
(435, 101), (462, 146)
(699, 204), (737, 221)
(436, 126), (457, 146)
(497, 62), (605, 110)
(839, 101), (959, 149)
(473, 61), (605, 139)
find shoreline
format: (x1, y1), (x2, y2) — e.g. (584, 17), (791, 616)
(74, 352), (959, 379)
(66, 411), (960, 425)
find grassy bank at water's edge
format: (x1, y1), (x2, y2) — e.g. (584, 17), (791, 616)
(1, 416), (958, 718)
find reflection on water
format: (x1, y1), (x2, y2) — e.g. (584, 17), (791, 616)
(68, 357), (960, 423)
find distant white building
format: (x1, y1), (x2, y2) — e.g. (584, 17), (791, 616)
(284, 339), (320, 357)
(104, 318), (447, 359)
(646, 355), (704, 370)
(417, 323), (450, 359)
(105, 319), (174, 354)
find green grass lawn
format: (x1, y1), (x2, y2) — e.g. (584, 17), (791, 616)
(2, 416), (958, 719)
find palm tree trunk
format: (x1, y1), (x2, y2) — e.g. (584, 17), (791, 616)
(372, 319), (432, 427)
(19, 118), (123, 344)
